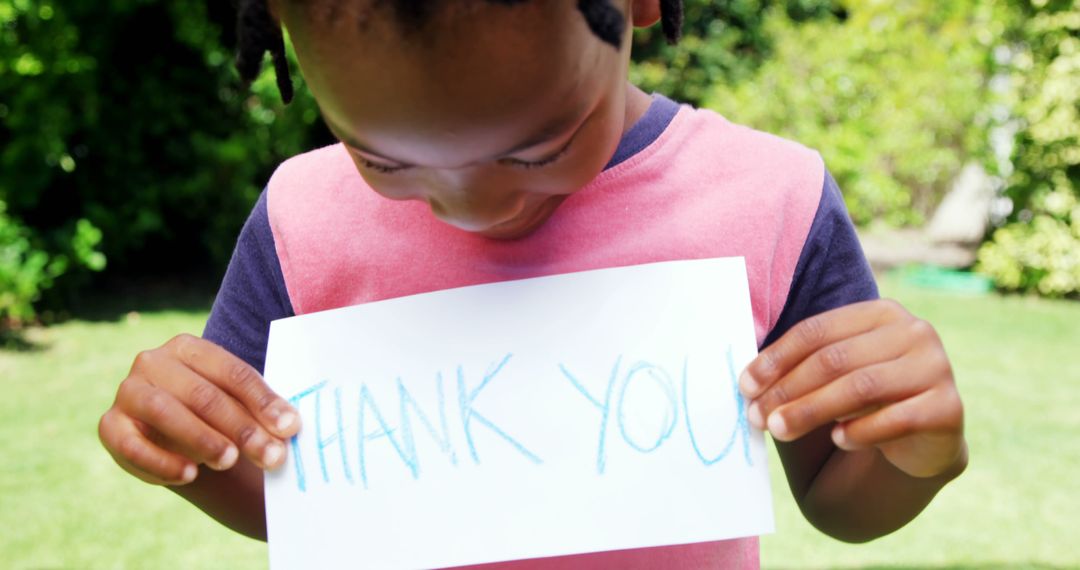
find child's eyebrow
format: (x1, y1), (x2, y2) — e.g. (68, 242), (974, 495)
(328, 105), (589, 167)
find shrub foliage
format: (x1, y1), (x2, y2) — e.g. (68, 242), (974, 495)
(976, 0), (1080, 297)
(704, 0), (1005, 227)
(0, 0), (328, 324)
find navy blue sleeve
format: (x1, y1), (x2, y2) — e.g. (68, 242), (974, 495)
(761, 170), (879, 349)
(202, 189), (294, 373)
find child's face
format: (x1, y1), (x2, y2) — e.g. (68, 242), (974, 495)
(276, 0), (643, 239)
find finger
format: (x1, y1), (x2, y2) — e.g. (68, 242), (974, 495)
(833, 386), (965, 478)
(834, 383), (963, 447)
(832, 383), (964, 477)
(765, 353), (927, 441)
(153, 356), (287, 469)
(740, 299), (910, 399)
(168, 335), (299, 438)
(748, 320), (915, 431)
(120, 378), (239, 471)
(836, 405), (882, 423)
(99, 408), (197, 486)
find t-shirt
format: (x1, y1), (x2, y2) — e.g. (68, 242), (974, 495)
(203, 94), (878, 568)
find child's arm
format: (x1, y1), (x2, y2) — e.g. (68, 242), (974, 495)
(98, 333), (299, 540)
(740, 299), (967, 542)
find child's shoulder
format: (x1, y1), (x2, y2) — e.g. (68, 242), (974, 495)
(646, 101), (826, 210)
(672, 103), (823, 173)
(268, 142), (356, 193)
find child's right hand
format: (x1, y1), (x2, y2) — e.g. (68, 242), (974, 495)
(98, 334), (300, 486)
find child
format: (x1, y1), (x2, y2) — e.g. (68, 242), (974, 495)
(98, 0), (967, 566)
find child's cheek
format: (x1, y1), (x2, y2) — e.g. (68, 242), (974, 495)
(564, 112), (626, 185)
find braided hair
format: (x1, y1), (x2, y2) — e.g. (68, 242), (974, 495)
(235, 0), (684, 104)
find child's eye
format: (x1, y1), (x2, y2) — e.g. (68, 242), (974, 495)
(500, 146), (570, 170)
(358, 156), (409, 174)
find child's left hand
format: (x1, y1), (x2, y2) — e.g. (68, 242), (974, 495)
(739, 299), (965, 478)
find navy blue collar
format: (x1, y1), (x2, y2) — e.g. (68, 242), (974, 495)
(603, 93), (681, 171)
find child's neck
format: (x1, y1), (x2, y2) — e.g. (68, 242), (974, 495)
(622, 83), (653, 136)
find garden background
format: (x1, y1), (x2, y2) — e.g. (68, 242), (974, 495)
(2, 0), (1078, 568)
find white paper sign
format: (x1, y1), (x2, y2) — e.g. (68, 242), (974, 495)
(264, 257), (773, 569)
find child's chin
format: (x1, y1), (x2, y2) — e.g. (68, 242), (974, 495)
(473, 218), (541, 240)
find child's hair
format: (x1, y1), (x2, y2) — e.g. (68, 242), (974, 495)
(235, 0), (685, 104)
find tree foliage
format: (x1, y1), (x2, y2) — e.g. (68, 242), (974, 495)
(703, 0), (1007, 226)
(0, 0), (328, 323)
(976, 0), (1080, 297)
(631, 0), (841, 105)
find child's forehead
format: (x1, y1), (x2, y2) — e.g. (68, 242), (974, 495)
(285, 0), (590, 45)
(283, 1), (618, 131)
(313, 51), (610, 169)
(277, 0), (629, 167)
(286, 1), (602, 90)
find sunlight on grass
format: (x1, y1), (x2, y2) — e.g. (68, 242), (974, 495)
(1, 310), (265, 569)
(2, 279), (1077, 569)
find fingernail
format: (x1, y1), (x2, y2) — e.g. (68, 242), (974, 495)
(180, 464), (197, 484)
(739, 370), (759, 397)
(215, 445), (238, 470)
(263, 442), (285, 468)
(768, 413), (789, 439)
(832, 425), (851, 450)
(276, 410), (298, 433)
(747, 402), (764, 430)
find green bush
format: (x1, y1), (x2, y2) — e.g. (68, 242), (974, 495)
(0, 201), (105, 325)
(630, 0), (840, 106)
(976, 0), (1080, 296)
(0, 201), (61, 324)
(703, 1), (1004, 227)
(0, 0), (327, 283)
(977, 214), (1080, 297)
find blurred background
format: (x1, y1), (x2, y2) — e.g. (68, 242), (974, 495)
(1, 0), (1077, 568)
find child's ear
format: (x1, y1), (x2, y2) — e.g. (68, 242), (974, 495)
(630, 0), (661, 28)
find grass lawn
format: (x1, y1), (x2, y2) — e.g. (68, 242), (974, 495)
(2, 277), (1078, 569)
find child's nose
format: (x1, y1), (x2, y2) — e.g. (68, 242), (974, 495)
(424, 166), (492, 196)
(422, 171), (525, 233)
(426, 192), (526, 233)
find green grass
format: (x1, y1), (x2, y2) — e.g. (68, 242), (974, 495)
(2, 279), (1078, 569)
(0, 310), (265, 569)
